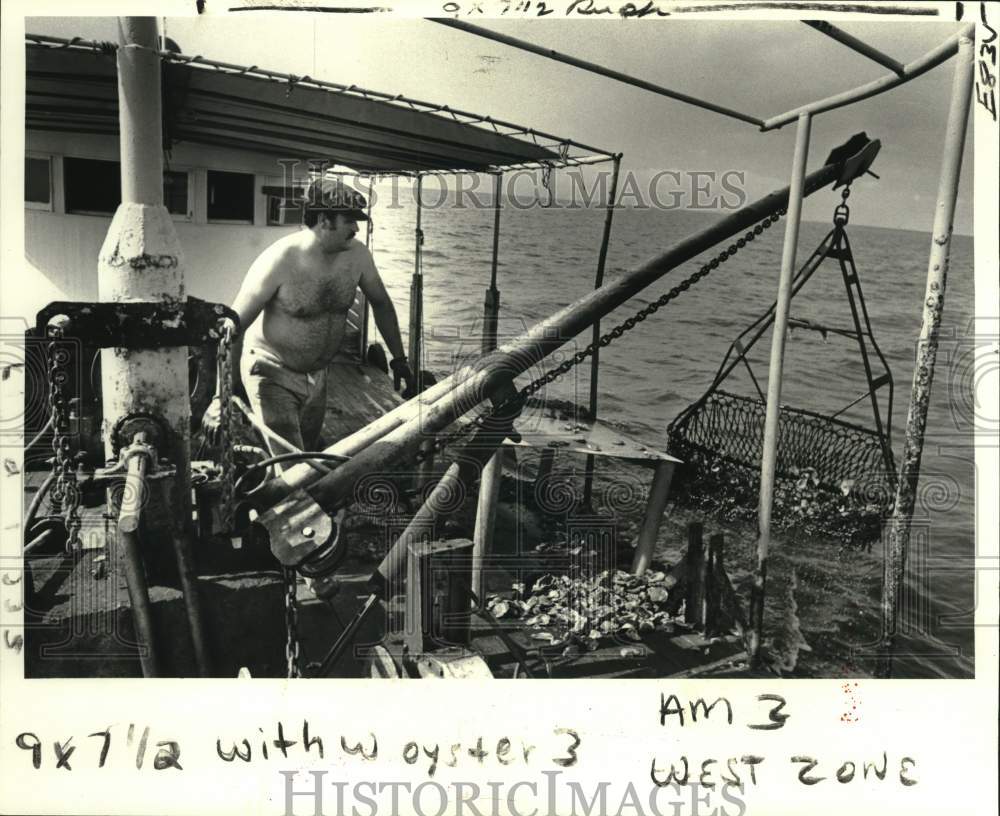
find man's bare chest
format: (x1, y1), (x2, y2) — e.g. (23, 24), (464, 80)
(273, 262), (360, 319)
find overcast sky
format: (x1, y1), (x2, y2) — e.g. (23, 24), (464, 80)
(30, 15), (974, 233)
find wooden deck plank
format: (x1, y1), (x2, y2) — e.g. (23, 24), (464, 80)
(321, 360), (403, 445)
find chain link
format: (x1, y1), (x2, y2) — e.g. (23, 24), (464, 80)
(284, 566), (301, 678)
(46, 327), (82, 551)
(833, 186), (851, 226)
(217, 322), (235, 532)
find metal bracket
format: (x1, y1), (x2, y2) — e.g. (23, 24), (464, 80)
(93, 435), (175, 482)
(110, 412), (168, 456)
(35, 297), (240, 349)
(260, 490), (337, 568)
(835, 139), (881, 189)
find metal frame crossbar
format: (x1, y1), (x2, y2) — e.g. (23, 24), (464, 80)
(430, 19), (971, 134)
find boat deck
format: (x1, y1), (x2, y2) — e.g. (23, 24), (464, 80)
(23, 358), (750, 679)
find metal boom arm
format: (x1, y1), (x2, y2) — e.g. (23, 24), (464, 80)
(256, 138), (882, 559)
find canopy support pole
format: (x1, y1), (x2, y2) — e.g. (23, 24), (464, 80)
(583, 154), (622, 509)
(749, 111), (812, 667)
(410, 176), (435, 489)
(482, 172), (503, 354)
(362, 177), (375, 353)
(409, 175), (424, 386)
(879, 33), (974, 678)
(473, 172), (505, 603)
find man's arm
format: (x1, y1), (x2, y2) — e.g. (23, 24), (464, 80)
(358, 253), (406, 362)
(358, 250), (416, 396)
(216, 244), (288, 398)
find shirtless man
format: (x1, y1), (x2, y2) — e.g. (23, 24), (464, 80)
(203, 177), (414, 453)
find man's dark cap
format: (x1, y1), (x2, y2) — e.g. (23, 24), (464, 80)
(303, 177), (369, 221)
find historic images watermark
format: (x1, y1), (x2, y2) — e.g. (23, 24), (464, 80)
(280, 770), (749, 816)
(276, 160), (749, 212)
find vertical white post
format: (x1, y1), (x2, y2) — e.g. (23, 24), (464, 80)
(631, 460), (675, 576)
(880, 35), (974, 676)
(99, 17), (189, 486)
(749, 112), (812, 664)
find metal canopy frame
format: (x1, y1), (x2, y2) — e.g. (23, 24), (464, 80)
(433, 20), (971, 133)
(25, 18), (976, 679)
(25, 33), (616, 173)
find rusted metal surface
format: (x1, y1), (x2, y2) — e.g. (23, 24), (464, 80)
(35, 298), (238, 350)
(116, 467), (159, 678)
(881, 34), (974, 676)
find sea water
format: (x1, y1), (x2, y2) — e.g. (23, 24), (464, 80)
(369, 200), (977, 679)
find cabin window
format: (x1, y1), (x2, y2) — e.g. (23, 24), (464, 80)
(25, 156), (53, 210)
(64, 158), (193, 217)
(207, 170), (255, 223)
(266, 195), (304, 226)
(64, 157), (121, 215)
(163, 170), (191, 218)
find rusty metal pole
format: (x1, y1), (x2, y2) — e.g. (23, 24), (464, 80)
(409, 175), (424, 383)
(749, 112), (812, 666)
(879, 34), (974, 677)
(117, 438), (159, 677)
(583, 154), (621, 508)
(410, 176), (435, 489)
(472, 172), (505, 602)
(99, 17), (189, 493)
(482, 172), (503, 354)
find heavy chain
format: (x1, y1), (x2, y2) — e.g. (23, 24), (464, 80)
(833, 186), (851, 226)
(417, 209), (788, 462)
(520, 210), (786, 401)
(46, 326), (82, 551)
(217, 322), (235, 531)
(283, 566), (301, 678)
